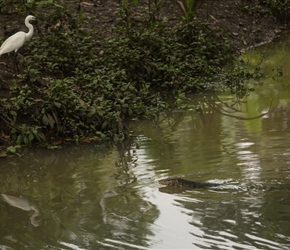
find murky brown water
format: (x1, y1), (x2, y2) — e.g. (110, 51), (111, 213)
(1, 37), (290, 249)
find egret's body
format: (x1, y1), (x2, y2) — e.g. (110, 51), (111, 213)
(0, 15), (36, 56)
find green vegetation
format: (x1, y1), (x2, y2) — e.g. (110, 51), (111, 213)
(176, 0), (205, 20)
(0, 0), (261, 151)
(260, 0), (290, 23)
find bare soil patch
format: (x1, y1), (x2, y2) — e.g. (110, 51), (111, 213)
(81, 0), (283, 49)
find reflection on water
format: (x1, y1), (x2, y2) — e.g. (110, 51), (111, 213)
(1, 194), (41, 227)
(1, 37), (290, 249)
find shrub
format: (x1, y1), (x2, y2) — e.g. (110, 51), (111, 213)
(0, 1), (260, 146)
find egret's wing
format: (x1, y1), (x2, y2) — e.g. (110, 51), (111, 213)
(0, 31), (26, 55)
(1, 194), (31, 211)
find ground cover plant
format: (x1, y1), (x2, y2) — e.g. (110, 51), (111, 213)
(0, 0), (265, 152)
(260, 0), (290, 23)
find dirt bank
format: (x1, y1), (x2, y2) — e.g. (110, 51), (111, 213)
(80, 0), (284, 50)
(0, 0), (285, 51)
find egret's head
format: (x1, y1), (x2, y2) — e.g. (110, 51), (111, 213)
(26, 15), (36, 22)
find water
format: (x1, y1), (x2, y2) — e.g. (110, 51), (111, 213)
(1, 37), (290, 249)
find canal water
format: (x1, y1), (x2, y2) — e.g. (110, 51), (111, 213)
(1, 36), (290, 249)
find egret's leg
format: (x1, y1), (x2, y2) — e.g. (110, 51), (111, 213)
(13, 52), (19, 73)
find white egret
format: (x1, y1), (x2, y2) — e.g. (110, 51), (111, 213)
(0, 15), (36, 71)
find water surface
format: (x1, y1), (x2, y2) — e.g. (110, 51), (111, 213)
(1, 36), (290, 249)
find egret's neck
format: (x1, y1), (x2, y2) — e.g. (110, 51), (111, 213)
(30, 207), (41, 227)
(25, 20), (34, 42)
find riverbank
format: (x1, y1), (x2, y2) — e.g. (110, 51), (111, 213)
(0, 0), (287, 152)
